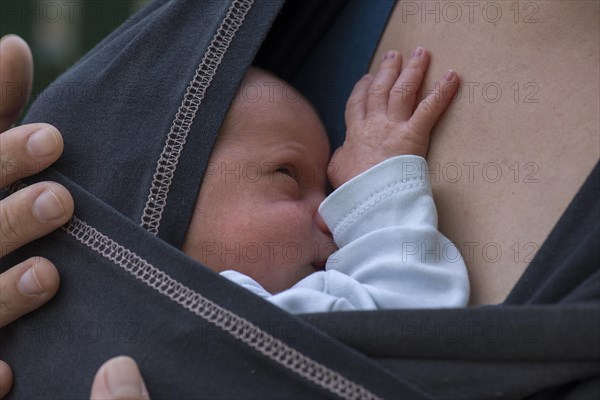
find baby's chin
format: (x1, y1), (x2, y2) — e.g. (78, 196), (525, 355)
(292, 261), (326, 284)
(265, 262), (325, 294)
(311, 260), (327, 272)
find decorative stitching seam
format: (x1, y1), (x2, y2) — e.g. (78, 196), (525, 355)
(332, 177), (426, 238)
(140, 0), (254, 235)
(67, 217), (380, 400)
(3, 181), (381, 400)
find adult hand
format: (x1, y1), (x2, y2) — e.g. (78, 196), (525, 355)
(90, 356), (150, 400)
(0, 34), (74, 397)
(0, 35), (150, 400)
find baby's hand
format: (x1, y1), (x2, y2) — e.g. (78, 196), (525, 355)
(328, 47), (459, 189)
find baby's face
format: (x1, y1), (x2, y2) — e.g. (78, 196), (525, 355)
(183, 68), (336, 293)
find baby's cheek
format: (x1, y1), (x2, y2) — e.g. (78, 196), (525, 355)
(266, 206), (314, 261)
(224, 203), (314, 292)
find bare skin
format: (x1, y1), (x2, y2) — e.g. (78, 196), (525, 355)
(183, 68), (335, 294)
(370, 0), (600, 304)
(5, 1), (597, 392)
(184, 51), (459, 295)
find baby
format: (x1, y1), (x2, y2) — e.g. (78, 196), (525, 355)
(183, 48), (469, 313)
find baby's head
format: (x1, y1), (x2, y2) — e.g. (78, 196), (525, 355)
(183, 67), (336, 293)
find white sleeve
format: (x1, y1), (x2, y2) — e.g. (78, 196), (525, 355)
(221, 155), (470, 314)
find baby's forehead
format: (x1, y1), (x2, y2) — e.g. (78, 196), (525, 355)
(215, 67), (328, 152)
(234, 67), (304, 106)
(224, 69), (317, 126)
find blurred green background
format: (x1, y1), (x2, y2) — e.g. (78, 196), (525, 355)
(1, 0), (149, 115)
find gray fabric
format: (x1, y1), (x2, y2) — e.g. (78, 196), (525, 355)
(1, 0), (427, 398)
(0, 0), (598, 398)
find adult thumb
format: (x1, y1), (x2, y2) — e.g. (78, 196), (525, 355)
(90, 356), (150, 400)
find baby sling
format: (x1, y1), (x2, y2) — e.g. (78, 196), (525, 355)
(1, 0), (598, 398)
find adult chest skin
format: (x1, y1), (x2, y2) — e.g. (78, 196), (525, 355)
(369, 0), (599, 305)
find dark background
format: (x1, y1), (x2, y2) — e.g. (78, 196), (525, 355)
(1, 0), (149, 119)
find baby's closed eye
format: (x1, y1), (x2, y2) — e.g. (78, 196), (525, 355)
(273, 163), (303, 183)
(275, 166), (295, 179)
(265, 164), (299, 197)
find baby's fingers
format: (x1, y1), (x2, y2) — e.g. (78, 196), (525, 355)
(366, 51), (402, 117)
(344, 74), (372, 126)
(388, 47), (430, 122)
(410, 69), (460, 134)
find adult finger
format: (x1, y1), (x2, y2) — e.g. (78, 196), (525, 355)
(90, 356), (150, 400)
(1, 123), (64, 188)
(0, 361), (13, 398)
(344, 74), (372, 126)
(0, 35), (33, 132)
(410, 69), (460, 134)
(0, 257), (59, 328)
(388, 46), (431, 122)
(0, 181), (74, 258)
(365, 50), (402, 117)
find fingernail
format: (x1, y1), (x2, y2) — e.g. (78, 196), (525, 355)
(363, 74), (373, 80)
(106, 357), (146, 398)
(444, 69), (456, 81)
(26, 128), (58, 158)
(384, 50), (396, 60)
(18, 265), (46, 296)
(33, 189), (65, 222)
(413, 47), (424, 57)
